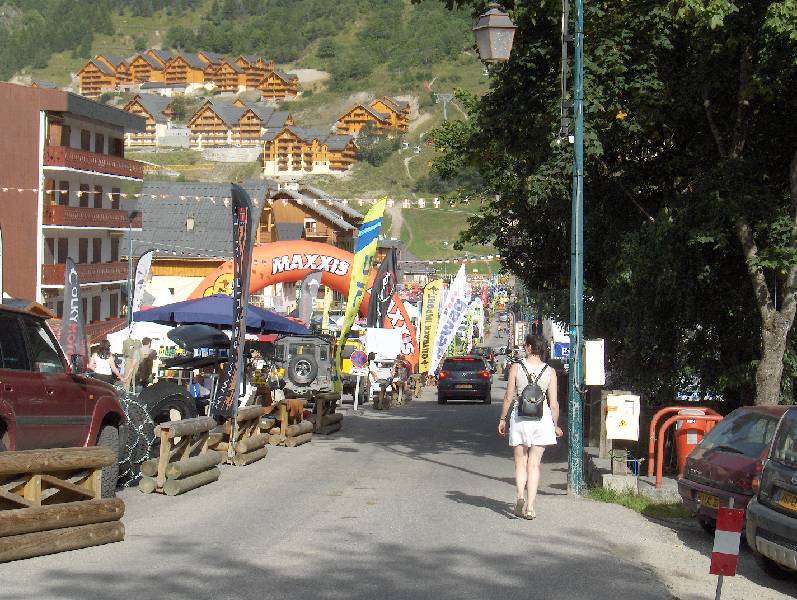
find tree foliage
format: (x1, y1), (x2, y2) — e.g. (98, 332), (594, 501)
(356, 122), (403, 167)
(430, 1), (797, 404)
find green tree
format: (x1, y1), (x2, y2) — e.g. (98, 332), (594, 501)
(356, 122), (402, 167)
(430, 1), (797, 405)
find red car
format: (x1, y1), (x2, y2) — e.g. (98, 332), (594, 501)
(0, 304), (126, 496)
(678, 405), (788, 531)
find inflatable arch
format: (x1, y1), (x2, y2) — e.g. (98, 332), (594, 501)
(189, 241), (419, 366)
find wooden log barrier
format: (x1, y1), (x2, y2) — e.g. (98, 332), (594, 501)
(212, 406), (269, 466)
(235, 433), (270, 455)
(0, 521), (125, 563)
(162, 467), (220, 496)
(285, 421), (314, 438)
(321, 422), (343, 436)
(322, 413), (343, 426)
(0, 448), (126, 562)
(232, 446), (269, 467)
(142, 416), (220, 495)
(285, 432), (313, 448)
(268, 433), (286, 446)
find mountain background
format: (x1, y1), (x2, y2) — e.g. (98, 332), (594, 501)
(1, 0), (498, 263)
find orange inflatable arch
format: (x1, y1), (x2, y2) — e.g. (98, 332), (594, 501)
(189, 240), (419, 366)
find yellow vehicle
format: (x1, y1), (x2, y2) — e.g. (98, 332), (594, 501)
(341, 337), (365, 375)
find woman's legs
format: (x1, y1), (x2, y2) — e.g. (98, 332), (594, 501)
(526, 445), (546, 512)
(513, 445), (529, 500)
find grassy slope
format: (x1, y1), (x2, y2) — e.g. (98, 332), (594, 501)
(26, 2), (493, 260)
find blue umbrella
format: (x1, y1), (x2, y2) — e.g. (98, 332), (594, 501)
(133, 294), (309, 335)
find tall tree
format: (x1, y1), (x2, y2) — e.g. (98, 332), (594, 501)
(430, 1), (797, 404)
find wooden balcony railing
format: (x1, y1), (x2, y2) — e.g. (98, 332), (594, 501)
(42, 262), (129, 286)
(44, 145), (144, 179)
(44, 205), (142, 228)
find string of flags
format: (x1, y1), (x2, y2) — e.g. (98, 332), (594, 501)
(0, 186), (487, 210)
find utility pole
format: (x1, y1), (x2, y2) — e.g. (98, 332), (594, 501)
(434, 92), (454, 121)
(567, 0), (585, 495)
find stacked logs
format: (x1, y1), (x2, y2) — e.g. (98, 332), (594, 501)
(309, 413), (343, 435)
(0, 447), (125, 563)
(211, 406), (271, 466)
(139, 416), (222, 496)
(269, 420), (313, 447)
(312, 391), (343, 435)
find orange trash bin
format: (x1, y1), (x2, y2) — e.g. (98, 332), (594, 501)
(674, 408), (715, 474)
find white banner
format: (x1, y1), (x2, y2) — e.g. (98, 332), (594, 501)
(429, 265), (470, 374)
(130, 250), (154, 335)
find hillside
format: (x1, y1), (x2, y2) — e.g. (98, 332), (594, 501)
(3, 0), (493, 260)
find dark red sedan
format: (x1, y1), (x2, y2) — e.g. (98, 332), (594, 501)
(678, 406), (788, 531)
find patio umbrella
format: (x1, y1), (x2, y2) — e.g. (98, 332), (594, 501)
(133, 294), (309, 335)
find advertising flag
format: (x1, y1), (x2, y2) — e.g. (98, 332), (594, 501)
(299, 270), (322, 324)
(211, 184), (255, 419)
(429, 265), (470, 374)
(321, 287), (333, 331)
(60, 257), (87, 360)
(334, 198), (387, 390)
(418, 279), (443, 373)
(366, 246), (397, 327)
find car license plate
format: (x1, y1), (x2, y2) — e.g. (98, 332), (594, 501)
(778, 491), (797, 512)
(698, 491), (720, 509)
(455, 384), (472, 389)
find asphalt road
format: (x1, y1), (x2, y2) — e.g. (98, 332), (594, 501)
(0, 354), (794, 599)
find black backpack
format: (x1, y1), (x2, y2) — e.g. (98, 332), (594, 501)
(516, 362), (548, 420)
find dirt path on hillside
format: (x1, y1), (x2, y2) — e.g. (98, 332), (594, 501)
(386, 203), (413, 248)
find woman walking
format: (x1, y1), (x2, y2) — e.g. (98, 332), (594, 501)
(498, 334), (562, 519)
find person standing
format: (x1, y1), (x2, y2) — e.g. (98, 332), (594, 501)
(88, 339), (123, 385)
(497, 334), (562, 519)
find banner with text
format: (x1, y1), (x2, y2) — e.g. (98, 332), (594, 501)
(60, 257), (87, 360)
(418, 279), (443, 373)
(367, 246), (397, 328)
(429, 265), (470, 374)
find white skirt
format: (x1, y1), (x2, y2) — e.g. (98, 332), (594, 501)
(509, 402), (557, 447)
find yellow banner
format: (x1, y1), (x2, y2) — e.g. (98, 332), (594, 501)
(418, 279), (443, 373)
(321, 286), (333, 331)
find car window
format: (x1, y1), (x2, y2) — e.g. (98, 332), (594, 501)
(22, 319), (65, 374)
(319, 346), (328, 361)
(442, 359), (484, 372)
(0, 315), (29, 370)
(699, 410), (780, 458)
(771, 409), (797, 467)
(289, 344), (303, 356)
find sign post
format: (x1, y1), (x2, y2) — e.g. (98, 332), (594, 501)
(710, 498), (743, 599)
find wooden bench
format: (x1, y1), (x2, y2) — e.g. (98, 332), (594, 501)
(0, 447), (125, 562)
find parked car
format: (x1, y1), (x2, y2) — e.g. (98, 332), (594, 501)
(471, 346), (496, 372)
(746, 407), (797, 579)
(273, 335), (334, 397)
(678, 406), (787, 531)
(437, 356), (492, 404)
(0, 303), (126, 497)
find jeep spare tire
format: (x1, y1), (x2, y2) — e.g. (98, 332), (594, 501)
(288, 353), (318, 385)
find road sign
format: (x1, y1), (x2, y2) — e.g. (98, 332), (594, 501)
(553, 341), (570, 360)
(350, 366), (368, 377)
(350, 350), (367, 368)
(710, 506), (744, 576)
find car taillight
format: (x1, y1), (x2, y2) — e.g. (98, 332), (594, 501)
(481, 370), (490, 378)
(439, 371), (447, 379)
(751, 459), (765, 492)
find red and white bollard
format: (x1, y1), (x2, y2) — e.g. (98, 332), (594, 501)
(709, 498), (744, 599)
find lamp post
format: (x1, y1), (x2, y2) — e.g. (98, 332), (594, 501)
(125, 209), (140, 328)
(474, 2), (585, 494)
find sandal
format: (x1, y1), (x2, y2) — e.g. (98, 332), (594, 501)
(514, 498), (525, 518)
(524, 508), (536, 520)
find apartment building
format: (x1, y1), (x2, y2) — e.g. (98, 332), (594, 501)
(0, 82), (145, 338)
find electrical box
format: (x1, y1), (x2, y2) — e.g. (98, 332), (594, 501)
(605, 394), (640, 441)
(584, 339), (605, 386)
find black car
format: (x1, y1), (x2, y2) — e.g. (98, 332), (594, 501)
(437, 356), (492, 404)
(746, 407), (797, 579)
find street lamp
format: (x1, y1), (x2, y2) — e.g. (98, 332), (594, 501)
(473, 3), (585, 495)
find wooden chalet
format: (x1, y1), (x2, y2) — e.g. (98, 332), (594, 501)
(128, 52), (167, 83)
(30, 79), (58, 89)
(164, 52), (212, 86)
(257, 70), (299, 101)
(188, 100), (293, 149)
(123, 94), (173, 147)
(96, 53), (132, 85)
(214, 60), (248, 93)
(370, 96), (410, 132)
(147, 49), (175, 66)
(262, 126), (356, 176)
(234, 55), (275, 88)
(335, 104), (391, 135)
(78, 58), (119, 97)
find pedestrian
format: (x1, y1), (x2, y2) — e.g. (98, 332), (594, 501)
(391, 353), (410, 404)
(497, 333), (562, 520)
(88, 339), (123, 384)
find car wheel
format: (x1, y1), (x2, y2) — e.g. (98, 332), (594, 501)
(697, 517), (715, 534)
(752, 546), (797, 580)
(483, 393), (492, 404)
(437, 394), (447, 404)
(96, 425), (120, 498)
(288, 353), (318, 386)
(148, 393), (198, 426)
(0, 420), (8, 451)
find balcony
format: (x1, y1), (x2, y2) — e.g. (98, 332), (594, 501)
(44, 205), (142, 229)
(43, 145), (144, 179)
(42, 262), (129, 286)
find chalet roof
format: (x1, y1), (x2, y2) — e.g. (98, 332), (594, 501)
(300, 186), (363, 221)
(131, 93), (172, 124)
(272, 70), (298, 82)
(240, 54), (263, 65)
(89, 58), (117, 77)
(342, 104), (389, 123)
(134, 53), (165, 69)
(99, 53), (127, 68)
(275, 222), (304, 241)
(206, 100), (246, 127)
(173, 52), (209, 70)
(31, 79), (58, 89)
(199, 51), (225, 64)
(149, 49), (176, 64)
(221, 60), (245, 73)
(262, 125), (352, 150)
(271, 189), (354, 232)
(325, 133), (354, 151)
(140, 81), (186, 90)
(380, 96), (410, 111)
(132, 181), (269, 259)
